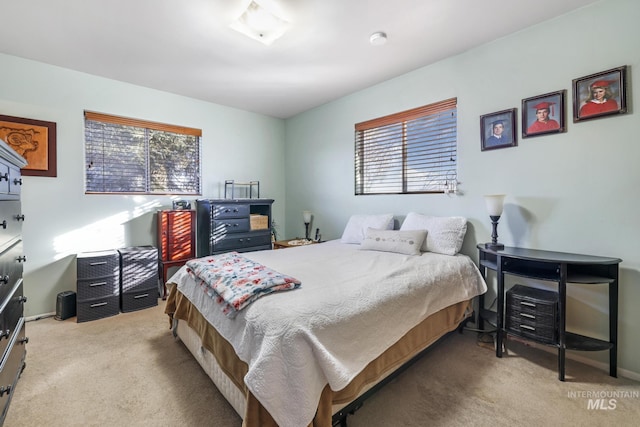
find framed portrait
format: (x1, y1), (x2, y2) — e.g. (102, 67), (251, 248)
(522, 90), (566, 138)
(0, 115), (57, 177)
(480, 109), (517, 151)
(572, 65), (627, 122)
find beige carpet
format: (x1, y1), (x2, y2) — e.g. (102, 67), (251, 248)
(7, 300), (639, 427)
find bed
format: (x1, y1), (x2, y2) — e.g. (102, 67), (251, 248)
(164, 214), (487, 427)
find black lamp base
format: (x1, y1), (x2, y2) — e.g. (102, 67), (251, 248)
(484, 242), (504, 251)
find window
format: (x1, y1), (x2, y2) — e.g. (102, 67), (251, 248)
(84, 112), (201, 195)
(354, 98), (457, 195)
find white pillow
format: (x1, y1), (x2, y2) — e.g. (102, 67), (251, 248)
(360, 228), (426, 255)
(340, 214), (394, 244)
(400, 212), (467, 255)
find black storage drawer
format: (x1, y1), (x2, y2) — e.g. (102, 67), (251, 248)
(77, 295), (120, 323)
(0, 280), (25, 360)
(121, 286), (158, 313)
(212, 204), (250, 219)
(213, 231), (272, 252)
(506, 285), (558, 344)
(76, 276), (119, 300)
(212, 218), (250, 234)
(0, 240), (23, 306)
(119, 246), (158, 294)
(0, 317), (26, 424)
(0, 201), (21, 245)
(77, 251), (120, 279)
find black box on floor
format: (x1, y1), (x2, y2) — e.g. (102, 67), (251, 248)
(55, 291), (77, 320)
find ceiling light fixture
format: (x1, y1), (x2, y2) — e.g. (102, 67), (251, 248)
(369, 31), (387, 46)
(230, 0), (290, 46)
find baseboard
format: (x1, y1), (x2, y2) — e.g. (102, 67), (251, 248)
(508, 335), (640, 382)
(26, 312), (56, 322)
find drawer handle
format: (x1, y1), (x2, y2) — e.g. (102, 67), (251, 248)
(134, 293), (149, 299)
(520, 324), (535, 331)
(0, 173), (7, 181)
(0, 220), (6, 229)
(13, 178), (22, 186)
(89, 282), (107, 287)
(16, 255), (27, 263)
(0, 386), (11, 397)
(520, 301), (536, 308)
(19, 337), (29, 345)
(15, 214), (25, 221)
(0, 275), (9, 285)
(90, 302), (108, 308)
(19, 296), (27, 304)
(90, 261), (108, 266)
(520, 313), (535, 319)
(0, 329), (10, 339)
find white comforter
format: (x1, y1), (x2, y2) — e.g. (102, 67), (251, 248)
(169, 240), (487, 427)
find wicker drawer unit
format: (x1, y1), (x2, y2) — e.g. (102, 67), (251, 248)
(506, 285), (558, 344)
(76, 250), (120, 322)
(118, 246), (158, 312)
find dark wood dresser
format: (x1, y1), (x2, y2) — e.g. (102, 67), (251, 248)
(0, 139), (27, 424)
(195, 199), (273, 257)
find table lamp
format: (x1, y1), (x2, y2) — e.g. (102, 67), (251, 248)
(484, 194), (505, 250)
(303, 210), (312, 240)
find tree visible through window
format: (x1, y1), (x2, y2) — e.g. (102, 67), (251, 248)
(84, 112), (201, 194)
(355, 98), (457, 195)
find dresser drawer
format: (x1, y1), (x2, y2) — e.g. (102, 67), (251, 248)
(211, 204), (250, 219)
(121, 286), (158, 313)
(119, 246), (158, 293)
(213, 231), (272, 252)
(212, 218), (250, 235)
(0, 280), (25, 361)
(0, 317), (26, 423)
(77, 251), (120, 279)
(7, 165), (22, 197)
(0, 240), (23, 306)
(0, 201), (21, 246)
(77, 295), (119, 323)
(506, 285), (558, 344)
(77, 276), (119, 300)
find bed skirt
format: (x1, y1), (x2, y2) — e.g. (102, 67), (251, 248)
(165, 285), (472, 427)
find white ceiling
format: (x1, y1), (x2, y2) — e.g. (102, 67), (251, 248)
(0, 0), (600, 119)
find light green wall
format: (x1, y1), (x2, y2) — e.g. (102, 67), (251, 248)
(0, 54), (286, 319)
(284, 0), (640, 376)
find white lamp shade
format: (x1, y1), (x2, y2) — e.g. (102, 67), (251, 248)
(484, 194), (506, 216)
(303, 210), (312, 223)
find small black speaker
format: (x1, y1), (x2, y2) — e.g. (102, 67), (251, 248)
(55, 291), (77, 320)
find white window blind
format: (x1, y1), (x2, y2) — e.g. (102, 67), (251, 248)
(84, 111), (202, 195)
(355, 98), (457, 195)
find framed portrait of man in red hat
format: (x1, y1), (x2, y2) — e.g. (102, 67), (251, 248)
(522, 90), (566, 138)
(572, 66), (627, 122)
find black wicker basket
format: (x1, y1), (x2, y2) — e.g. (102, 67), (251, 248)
(506, 285), (558, 344)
